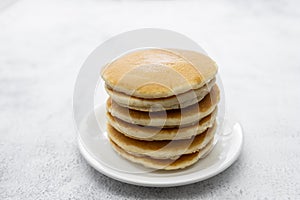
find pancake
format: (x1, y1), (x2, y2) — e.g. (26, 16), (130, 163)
(107, 122), (216, 159)
(105, 78), (216, 112)
(101, 48), (218, 99)
(107, 85), (220, 127)
(106, 108), (217, 141)
(110, 139), (214, 170)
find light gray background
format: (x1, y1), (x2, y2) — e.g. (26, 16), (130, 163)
(0, 0), (299, 199)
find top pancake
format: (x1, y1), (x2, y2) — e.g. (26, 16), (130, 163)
(101, 48), (218, 98)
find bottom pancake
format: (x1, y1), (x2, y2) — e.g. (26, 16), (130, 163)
(110, 139), (214, 170)
(107, 122), (216, 159)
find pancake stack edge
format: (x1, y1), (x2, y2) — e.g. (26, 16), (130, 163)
(101, 48), (220, 170)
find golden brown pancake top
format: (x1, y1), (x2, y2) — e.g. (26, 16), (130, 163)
(101, 48), (218, 98)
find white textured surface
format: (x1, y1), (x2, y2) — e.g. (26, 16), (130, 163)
(0, 0), (300, 199)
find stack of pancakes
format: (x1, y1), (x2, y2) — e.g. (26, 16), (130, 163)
(101, 48), (220, 170)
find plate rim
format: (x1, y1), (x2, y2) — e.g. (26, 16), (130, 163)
(78, 123), (243, 187)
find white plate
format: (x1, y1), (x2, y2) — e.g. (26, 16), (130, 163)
(77, 104), (243, 187)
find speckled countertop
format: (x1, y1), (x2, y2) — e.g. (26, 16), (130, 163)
(0, 0), (299, 199)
